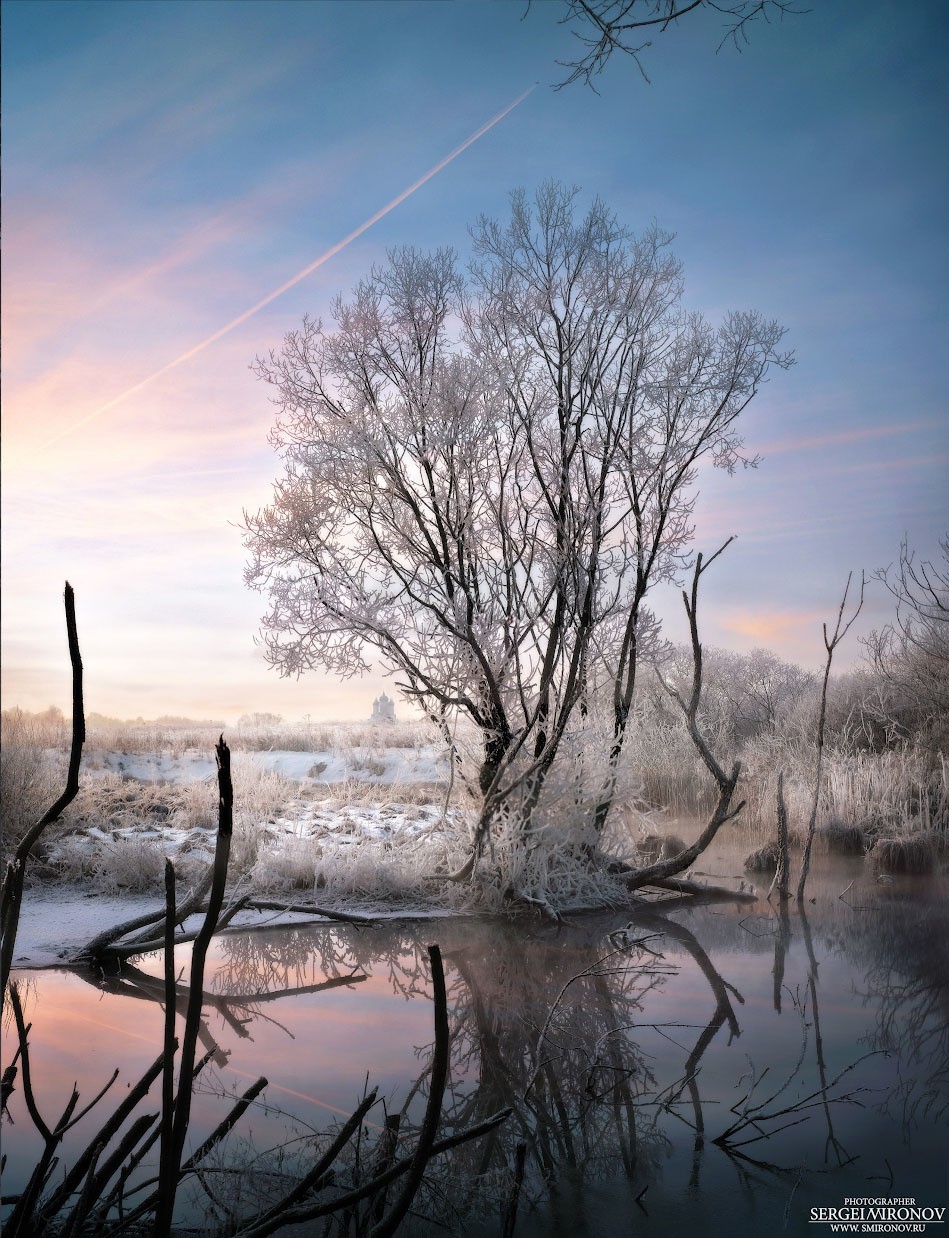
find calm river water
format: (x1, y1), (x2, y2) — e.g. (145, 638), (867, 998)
(5, 843), (948, 1236)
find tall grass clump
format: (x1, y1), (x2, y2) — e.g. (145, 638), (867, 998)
(818, 818), (866, 855)
(53, 834), (168, 892)
(869, 834), (942, 876)
(253, 819), (470, 908)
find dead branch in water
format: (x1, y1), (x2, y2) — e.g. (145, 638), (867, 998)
(244, 898), (377, 925)
(75, 867), (214, 963)
(767, 771), (792, 902)
(1, 584), (85, 1002)
(797, 572), (864, 902)
(649, 875), (757, 903)
(75, 894), (377, 968)
(635, 542), (747, 897)
(154, 737), (236, 1234)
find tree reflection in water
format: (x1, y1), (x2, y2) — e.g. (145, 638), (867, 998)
(442, 929), (673, 1212)
(159, 896), (945, 1233)
(183, 912), (758, 1231)
(34, 882), (949, 1235)
(847, 889), (949, 1130)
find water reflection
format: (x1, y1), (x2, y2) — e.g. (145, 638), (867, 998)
(442, 927), (672, 1208)
(4, 858), (948, 1235)
(845, 895), (949, 1131)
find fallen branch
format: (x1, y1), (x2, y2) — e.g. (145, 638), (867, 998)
(73, 867), (214, 964)
(89, 892), (249, 963)
(648, 875), (758, 903)
(244, 898), (378, 926)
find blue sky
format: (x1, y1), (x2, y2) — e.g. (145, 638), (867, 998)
(2, 0), (947, 720)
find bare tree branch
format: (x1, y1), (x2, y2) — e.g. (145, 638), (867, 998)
(545, 0), (806, 89)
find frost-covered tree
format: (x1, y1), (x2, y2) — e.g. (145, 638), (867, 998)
(863, 536), (949, 751)
(244, 183), (791, 855)
(699, 645), (815, 741)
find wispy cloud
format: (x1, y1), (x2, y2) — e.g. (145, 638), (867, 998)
(37, 86), (535, 452)
(752, 416), (942, 457)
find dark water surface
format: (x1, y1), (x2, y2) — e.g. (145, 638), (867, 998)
(5, 844), (948, 1236)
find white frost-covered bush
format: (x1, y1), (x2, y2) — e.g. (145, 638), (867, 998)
(0, 709), (67, 855)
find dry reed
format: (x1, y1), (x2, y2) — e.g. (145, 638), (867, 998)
(744, 841), (780, 872)
(868, 834), (941, 876)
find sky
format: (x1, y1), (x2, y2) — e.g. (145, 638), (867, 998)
(2, 0), (947, 724)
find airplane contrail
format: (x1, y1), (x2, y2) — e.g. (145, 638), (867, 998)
(41, 85), (536, 450)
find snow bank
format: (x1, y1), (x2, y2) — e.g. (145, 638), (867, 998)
(11, 882), (466, 970)
(11, 887), (164, 969)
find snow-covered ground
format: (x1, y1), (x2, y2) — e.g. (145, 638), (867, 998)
(11, 744), (475, 968)
(12, 883), (466, 971)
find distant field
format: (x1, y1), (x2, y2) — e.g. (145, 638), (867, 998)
(3, 708), (946, 910)
(83, 716), (438, 756)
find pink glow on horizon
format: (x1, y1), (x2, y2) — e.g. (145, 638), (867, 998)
(721, 609), (826, 643)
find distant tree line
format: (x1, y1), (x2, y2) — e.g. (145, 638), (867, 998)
(0, 708), (227, 734)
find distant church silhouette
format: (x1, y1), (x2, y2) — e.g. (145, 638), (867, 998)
(370, 692), (396, 724)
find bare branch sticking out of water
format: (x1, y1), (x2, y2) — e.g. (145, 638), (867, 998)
(712, 1011), (881, 1165)
(766, 770), (791, 902)
(2, 583), (85, 1000)
(797, 572), (865, 903)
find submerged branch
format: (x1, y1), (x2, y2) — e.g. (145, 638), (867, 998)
(244, 898), (377, 925)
